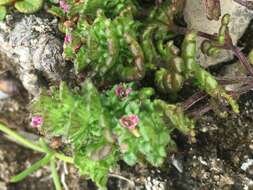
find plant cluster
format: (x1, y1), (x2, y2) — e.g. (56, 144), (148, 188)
(31, 81), (194, 189)
(2, 0), (252, 190)
(48, 0), (238, 111)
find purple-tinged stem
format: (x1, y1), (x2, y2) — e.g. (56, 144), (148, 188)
(233, 0), (253, 10)
(182, 91), (207, 110)
(231, 46), (253, 76)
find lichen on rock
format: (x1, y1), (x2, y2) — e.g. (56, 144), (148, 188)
(0, 14), (66, 96)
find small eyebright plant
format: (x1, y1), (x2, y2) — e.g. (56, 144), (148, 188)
(30, 80), (195, 189)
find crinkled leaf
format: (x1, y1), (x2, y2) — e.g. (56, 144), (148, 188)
(15, 0), (43, 13)
(0, 6), (6, 21)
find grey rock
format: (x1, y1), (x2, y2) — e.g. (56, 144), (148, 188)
(0, 181), (7, 190)
(0, 15), (65, 96)
(184, 0), (253, 67)
(0, 91), (8, 100)
(220, 61), (246, 91)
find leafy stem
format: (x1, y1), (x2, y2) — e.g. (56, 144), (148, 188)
(50, 157), (63, 190)
(0, 123), (74, 163)
(0, 123), (44, 153)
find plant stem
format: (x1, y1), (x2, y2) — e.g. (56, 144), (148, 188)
(55, 152), (74, 164)
(0, 123), (74, 164)
(50, 157), (63, 190)
(11, 154), (53, 182)
(0, 123), (44, 152)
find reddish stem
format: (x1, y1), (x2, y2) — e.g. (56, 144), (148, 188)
(233, 0), (253, 10)
(182, 91), (207, 110)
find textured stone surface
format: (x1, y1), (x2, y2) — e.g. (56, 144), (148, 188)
(0, 15), (65, 96)
(184, 0), (253, 67)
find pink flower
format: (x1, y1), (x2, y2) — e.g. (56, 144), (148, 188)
(115, 85), (132, 99)
(73, 44), (81, 52)
(59, 1), (69, 13)
(119, 115), (139, 129)
(64, 34), (72, 43)
(31, 116), (43, 128)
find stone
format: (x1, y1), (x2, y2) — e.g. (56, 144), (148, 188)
(0, 14), (65, 96)
(184, 0), (253, 67)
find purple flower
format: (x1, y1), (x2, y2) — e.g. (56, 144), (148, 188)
(64, 34), (72, 43)
(119, 115), (139, 129)
(31, 116), (43, 128)
(59, 1), (69, 13)
(115, 85), (132, 99)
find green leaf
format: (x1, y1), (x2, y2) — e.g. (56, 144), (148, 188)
(74, 152), (117, 190)
(74, 47), (88, 72)
(11, 154), (52, 182)
(81, 80), (102, 120)
(125, 101), (140, 114)
(139, 118), (156, 141)
(15, 0), (43, 13)
(47, 5), (65, 18)
(0, 6), (6, 21)
(123, 152), (137, 166)
(0, 0), (14, 6)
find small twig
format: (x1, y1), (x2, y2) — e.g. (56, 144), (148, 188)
(233, 0), (253, 10)
(0, 122), (74, 164)
(216, 76), (253, 85)
(109, 173), (135, 187)
(182, 91), (207, 110)
(61, 161), (69, 190)
(188, 79), (253, 117)
(231, 46), (253, 76)
(188, 103), (212, 118)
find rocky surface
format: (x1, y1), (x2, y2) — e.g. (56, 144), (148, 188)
(184, 0), (253, 67)
(0, 14), (66, 96)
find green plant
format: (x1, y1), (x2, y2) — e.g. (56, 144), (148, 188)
(47, 0), (238, 112)
(0, 0), (43, 20)
(30, 80), (194, 189)
(0, 123), (73, 190)
(1, 0), (250, 189)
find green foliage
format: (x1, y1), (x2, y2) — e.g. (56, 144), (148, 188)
(182, 32), (239, 113)
(32, 81), (194, 189)
(201, 14), (230, 56)
(0, 1), (242, 189)
(15, 0), (43, 14)
(52, 0), (238, 111)
(11, 154), (53, 182)
(38, 3), (239, 186)
(49, 0), (184, 82)
(0, 5), (6, 21)
(0, 123), (73, 190)
(0, 0), (43, 20)
(63, 9), (145, 81)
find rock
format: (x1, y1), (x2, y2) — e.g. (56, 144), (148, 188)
(0, 14), (65, 96)
(219, 61), (246, 91)
(144, 176), (166, 190)
(184, 0), (253, 67)
(0, 182), (7, 190)
(241, 159), (253, 176)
